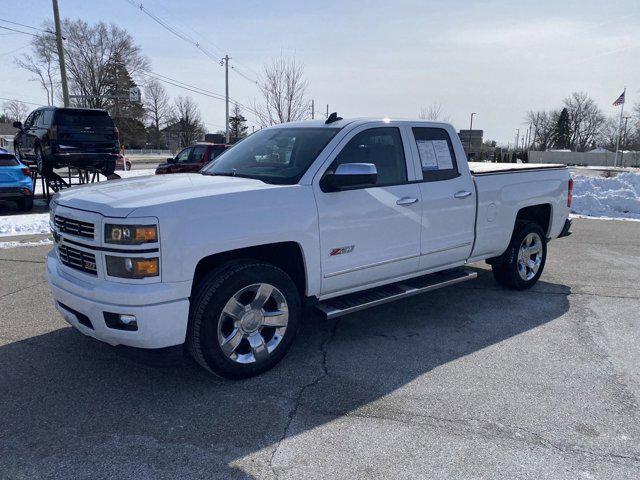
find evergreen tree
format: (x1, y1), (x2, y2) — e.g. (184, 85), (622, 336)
(103, 54), (147, 147)
(228, 103), (248, 143)
(553, 107), (572, 150)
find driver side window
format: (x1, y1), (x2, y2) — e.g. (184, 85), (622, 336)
(329, 127), (407, 187)
(175, 147), (192, 163)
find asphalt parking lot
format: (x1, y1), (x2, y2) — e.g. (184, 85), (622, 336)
(1, 217), (639, 479)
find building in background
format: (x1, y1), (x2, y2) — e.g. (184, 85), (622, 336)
(458, 129), (483, 159)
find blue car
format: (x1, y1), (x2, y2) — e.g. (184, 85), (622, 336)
(0, 151), (34, 211)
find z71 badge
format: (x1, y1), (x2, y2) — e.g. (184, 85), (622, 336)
(329, 245), (354, 256)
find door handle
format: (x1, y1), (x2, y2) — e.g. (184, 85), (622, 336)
(454, 190), (472, 199)
(396, 197), (419, 206)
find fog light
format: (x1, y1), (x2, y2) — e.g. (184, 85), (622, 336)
(104, 312), (138, 331)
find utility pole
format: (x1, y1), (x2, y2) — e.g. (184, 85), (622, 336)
(468, 112), (476, 153)
(326, 104), (329, 119)
(52, 0), (69, 107)
(621, 115), (631, 167)
(515, 129), (520, 152)
(224, 54), (230, 143)
(311, 99), (315, 119)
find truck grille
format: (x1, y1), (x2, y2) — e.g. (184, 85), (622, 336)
(54, 215), (95, 239)
(58, 244), (97, 275)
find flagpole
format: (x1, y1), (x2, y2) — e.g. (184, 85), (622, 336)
(614, 87), (626, 168)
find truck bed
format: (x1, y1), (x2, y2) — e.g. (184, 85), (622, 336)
(468, 162), (566, 175)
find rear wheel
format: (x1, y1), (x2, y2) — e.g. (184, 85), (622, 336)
(187, 261), (301, 379)
(491, 221), (547, 290)
(101, 161), (116, 176)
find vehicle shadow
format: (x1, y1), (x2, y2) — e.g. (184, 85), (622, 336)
(0, 267), (570, 479)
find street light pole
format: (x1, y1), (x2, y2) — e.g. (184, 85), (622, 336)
(224, 54), (230, 143)
(52, 0), (69, 107)
(621, 115), (631, 167)
(468, 112), (476, 154)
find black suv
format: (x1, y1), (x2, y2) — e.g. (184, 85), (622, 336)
(13, 107), (119, 175)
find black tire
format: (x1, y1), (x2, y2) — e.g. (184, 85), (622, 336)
(17, 197), (34, 212)
(35, 145), (53, 175)
(187, 260), (301, 379)
(491, 221), (547, 290)
(101, 161), (116, 176)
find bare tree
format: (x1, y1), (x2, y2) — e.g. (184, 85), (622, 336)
(16, 19), (149, 108)
(253, 57), (309, 127)
(14, 31), (58, 106)
(144, 79), (171, 148)
(563, 92), (605, 152)
(525, 110), (559, 150)
(596, 116), (619, 150)
(172, 96), (205, 147)
(2, 100), (30, 123)
(419, 103), (450, 122)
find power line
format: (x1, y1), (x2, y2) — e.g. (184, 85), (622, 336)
(0, 18), (55, 35)
(0, 96), (45, 107)
(0, 25), (38, 37)
(230, 65), (258, 85)
(0, 43), (30, 57)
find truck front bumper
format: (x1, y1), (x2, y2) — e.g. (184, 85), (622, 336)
(46, 250), (190, 349)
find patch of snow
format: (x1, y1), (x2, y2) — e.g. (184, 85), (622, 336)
(0, 238), (53, 249)
(571, 172), (640, 220)
(0, 213), (50, 237)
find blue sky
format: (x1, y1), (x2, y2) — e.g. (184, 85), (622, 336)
(1, 0), (639, 144)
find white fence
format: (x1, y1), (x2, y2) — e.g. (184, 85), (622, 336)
(529, 150), (640, 168)
(124, 149), (173, 156)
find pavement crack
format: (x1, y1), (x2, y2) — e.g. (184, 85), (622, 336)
(0, 280), (47, 301)
(268, 318), (341, 479)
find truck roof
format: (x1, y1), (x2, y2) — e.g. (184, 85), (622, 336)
(273, 117), (455, 130)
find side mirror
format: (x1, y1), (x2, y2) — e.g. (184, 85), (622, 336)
(322, 163), (378, 191)
(13, 121), (22, 130)
(166, 157), (176, 163)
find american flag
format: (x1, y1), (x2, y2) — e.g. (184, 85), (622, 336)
(613, 91), (625, 106)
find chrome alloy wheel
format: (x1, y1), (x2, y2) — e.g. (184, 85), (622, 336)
(217, 283), (289, 364)
(517, 232), (543, 281)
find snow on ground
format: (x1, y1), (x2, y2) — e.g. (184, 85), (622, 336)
(0, 213), (50, 237)
(0, 238), (52, 249)
(571, 172), (640, 221)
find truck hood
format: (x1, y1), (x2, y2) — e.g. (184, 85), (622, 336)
(54, 173), (275, 218)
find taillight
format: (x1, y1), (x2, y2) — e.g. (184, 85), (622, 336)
(114, 128), (120, 142)
(48, 125), (58, 140)
(21, 167), (31, 177)
(567, 178), (573, 208)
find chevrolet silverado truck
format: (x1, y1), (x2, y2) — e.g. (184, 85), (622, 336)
(46, 116), (573, 379)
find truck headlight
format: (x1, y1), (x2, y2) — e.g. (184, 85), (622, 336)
(105, 224), (157, 244)
(106, 256), (159, 278)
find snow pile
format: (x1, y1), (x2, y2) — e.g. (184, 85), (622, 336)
(571, 172), (640, 220)
(0, 213), (50, 237)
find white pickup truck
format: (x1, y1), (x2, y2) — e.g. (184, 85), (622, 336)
(46, 117), (573, 379)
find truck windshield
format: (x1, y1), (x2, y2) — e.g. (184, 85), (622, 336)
(202, 127), (340, 184)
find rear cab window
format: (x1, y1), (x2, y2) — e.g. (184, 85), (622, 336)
(412, 127), (460, 182)
(191, 145), (207, 162)
(54, 110), (114, 129)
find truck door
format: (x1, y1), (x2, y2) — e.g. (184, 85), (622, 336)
(409, 126), (475, 270)
(314, 124), (422, 295)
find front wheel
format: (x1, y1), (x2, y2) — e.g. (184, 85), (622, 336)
(35, 146), (52, 175)
(187, 261), (301, 379)
(101, 161), (116, 176)
(492, 221), (547, 290)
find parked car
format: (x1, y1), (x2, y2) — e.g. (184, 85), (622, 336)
(155, 142), (230, 174)
(13, 107), (120, 176)
(0, 151), (33, 211)
(116, 154), (132, 171)
(46, 117), (572, 379)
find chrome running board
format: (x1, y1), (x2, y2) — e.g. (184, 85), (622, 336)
(316, 268), (477, 319)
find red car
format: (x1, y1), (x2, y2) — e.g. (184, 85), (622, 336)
(155, 143), (230, 174)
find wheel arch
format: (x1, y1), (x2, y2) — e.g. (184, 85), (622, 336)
(515, 203), (552, 237)
(191, 241), (310, 300)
